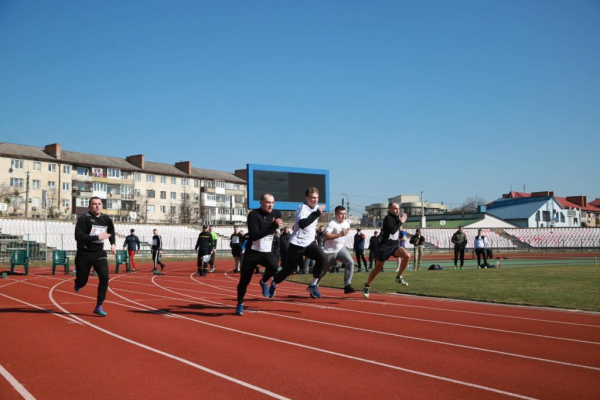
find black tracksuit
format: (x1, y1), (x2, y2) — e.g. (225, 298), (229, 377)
(195, 231), (213, 273)
(236, 208), (282, 304)
(74, 212), (115, 306)
(368, 236), (379, 268)
(152, 234), (165, 270)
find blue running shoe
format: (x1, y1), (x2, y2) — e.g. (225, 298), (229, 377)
(235, 303), (244, 316)
(259, 280), (269, 298)
(268, 282), (277, 298)
(307, 284), (321, 299)
(93, 306), (107, 317)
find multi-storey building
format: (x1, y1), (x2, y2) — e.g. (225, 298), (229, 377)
(0, 142), (247, 223)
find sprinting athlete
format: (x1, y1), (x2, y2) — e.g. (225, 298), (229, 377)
(235, 193), (282, 316)
(318, 205), (356, 294)
(363, 202), (410, 299)
(74, 197), (116, 316)
(269, 187), (327, 299)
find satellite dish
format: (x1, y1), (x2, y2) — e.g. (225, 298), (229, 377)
(129, 212), (137, 219)
(0, 203), (8, 212)
(440, 220), (446, 226)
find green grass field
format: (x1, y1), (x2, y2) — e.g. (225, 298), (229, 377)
(289, 263), (600, 312)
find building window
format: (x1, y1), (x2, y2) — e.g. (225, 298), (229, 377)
(122, 171), (133, 180)
(203, 180), (214, 188)
(62, 199), (70, 207)
(93, 182), (106, 192)
(181, 193), (190, 200)
(32, 180), (41, 189)
(76, 198), (90, 207)
(77, 166), (90, 176)
(171, 177), (177, 184)
(560, 213), (565, 223)
(225, 182), (238, 190)
(147, 190), (155, 199)
(160, 191), (166, 199)
(11, 159), (24, 170)
(31, 197), (40, 207)
(33, 162), (41, 171)
(147, 205), (155, 214)
(542, 211), (550, 222)
(10, 178), (24, 187)
(63, 165), (71, 174)
(134, 173), (141, 182)
(160, 205), (167, 213)
(48, 164), (57, 173)
(134, 189), (141, 197)
(170, 192), (176, 200)
(62, 182), (70, 191)
(170, 206), (176, 213)
(107, 168), (121, 178)
(181, 178), (189, 186)
(107, 199), (121, 210)
(48, 181), (56, 189)
(194, 180), (199, 188)
(146, 174), (156, 183)
(160, 176), (167, 184)
(215, 181), (225, 188)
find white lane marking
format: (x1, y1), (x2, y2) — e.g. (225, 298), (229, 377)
(47, 280), (289, 400)
(192, 274), (600, 346)
(0, 364), (36, 400)
(107, 275), (538, 400)
(0, 292), (82, 325)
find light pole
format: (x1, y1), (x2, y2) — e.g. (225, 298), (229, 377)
(420, 191), (426, 228)
(340, 192), (350, 223)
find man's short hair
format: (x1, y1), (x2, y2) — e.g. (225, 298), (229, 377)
(388, 202), (398, 209)
(334, 206), (345, 213)
(203, 225), (208, 229)
(305, 187), (319, 196)
(260, 193), (274, 201)
(374, 231), (379, 234)
(130, 229), (135, 233)
(90, 196), (102, 204)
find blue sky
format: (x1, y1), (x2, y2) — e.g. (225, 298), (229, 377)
(1, 0), (599, 214)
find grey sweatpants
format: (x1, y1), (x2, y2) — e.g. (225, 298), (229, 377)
(319, 247), (354, 287)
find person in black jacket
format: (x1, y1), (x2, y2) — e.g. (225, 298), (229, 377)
(195, 226), (213, 276)
(235, 193), (282, 316)
(151, 229), (166, 273)
(74, 197), (116, 317)
(368, 231), (379, 270)
(451, 226), (468, 270)
(409, 228), (425, 271)
(363, 203), (410, 299)
(230, 226), (244, 273)
(354, 228), (368, 272)
(123, 229), (141, 272)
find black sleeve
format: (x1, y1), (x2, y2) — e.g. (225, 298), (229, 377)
(451, 233), (458, 244)
(107, 218), (116, 245)
(75, 216), (96, 243)
(298, 209), (321, 229)
(136, 236), (140, 250)
(247, 212), (278, 241)
(195, 235), (200, 250)
(123, 238), (127, 248)
(381, 216), (395, 237)
(409, 235), (416, 245)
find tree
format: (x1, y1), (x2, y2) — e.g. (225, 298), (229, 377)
(457, 195), (487, 212)
(179, 188), (199, 224)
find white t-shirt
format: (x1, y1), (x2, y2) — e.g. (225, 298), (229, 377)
(290, 203), (320, 247)
(323, 219), (350, 254)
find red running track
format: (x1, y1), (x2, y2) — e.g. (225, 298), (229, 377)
(1, 260), (599, 399)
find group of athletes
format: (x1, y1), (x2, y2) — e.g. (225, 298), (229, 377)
(72, 189), (411, 317)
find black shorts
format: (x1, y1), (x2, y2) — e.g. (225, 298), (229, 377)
(231, 247), (242, 257)
(198, 248), (211, 257)
(377, 244), (400, 262)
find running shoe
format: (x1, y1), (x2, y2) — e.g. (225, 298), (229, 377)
(307, 284), (321, 299)
(363, 284), (370, 299)
(93, 305), (107, 317)
(235, 303), (244, 316)
(396, 276), (409, 286)
(259, 280), (270, 297)
(132, 268), (137, 272)
(344, 285), (356, 294)
(210, 267), (215, 273)
(74, 283), (80, 293)
(268, 282), (277, 298)
(161, 264), (165, 271)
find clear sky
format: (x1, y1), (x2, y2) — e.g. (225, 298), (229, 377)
(1, 0), (598, 214)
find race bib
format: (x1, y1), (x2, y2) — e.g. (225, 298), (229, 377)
(90, 225), (107, 243)
(252, 235), (273, 252)
(232, 236), (239, 244)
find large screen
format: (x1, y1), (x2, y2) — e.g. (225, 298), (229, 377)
(247, 164), (330, 211)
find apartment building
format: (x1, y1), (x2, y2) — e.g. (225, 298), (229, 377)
(0, 142), (247, 223)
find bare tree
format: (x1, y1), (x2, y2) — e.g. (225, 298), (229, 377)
(457, 195), (487, 212)
(164, 202), (178, 224)
(179, 188), (199, 224)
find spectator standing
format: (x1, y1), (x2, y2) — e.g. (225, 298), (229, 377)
(409, 228), (425, 271)
(230, 226), (244, 273)
(354, 228), (368, 272)
(451, 226), (468, 270)
(474, 229), (489, 268)
(208, 226), (218, 272)
(368, 231), (379, 270)
(151, 229), (166, 273)
(123, 228), (141, 272)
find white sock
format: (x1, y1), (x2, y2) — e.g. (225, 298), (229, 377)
(310, 277), (319, 286)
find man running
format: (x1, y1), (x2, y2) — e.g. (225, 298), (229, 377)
(74, 197), (116, 316)
(151, 229), (166, 273)
(235, 193), (282, 316)
(269, 187), (327, 299)
(195, 225), (213, 276)
(230, 226), (244, 273)
(363, 202), (410, 299)
(318, 206), (356, 294)
(123, 228), (140, 272)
